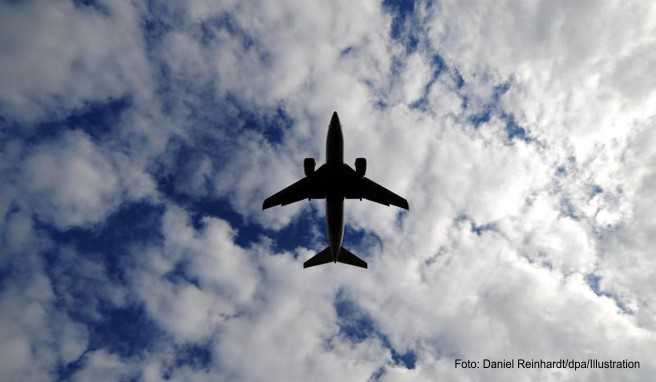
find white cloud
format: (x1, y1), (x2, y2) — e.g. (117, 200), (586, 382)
(124, 204), (397, 380)
(166, 0), (656, 379)
(2, 0), (656, 381)
(3, 209), (40, 255)
(17, 130), (154, 229)
(71, 350), (138, 382)
(0, 1), (153, 123)
(131, 205), (259, 342)
(0, 254), (89, 381)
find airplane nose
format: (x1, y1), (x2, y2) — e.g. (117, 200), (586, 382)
(330, 111), (340, 131)
(326, 111), (344, 164)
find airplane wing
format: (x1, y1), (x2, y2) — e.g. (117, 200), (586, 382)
(346, 174), (409, 210)
(359, 177), (409, 210)
(262, 176), (323, 209)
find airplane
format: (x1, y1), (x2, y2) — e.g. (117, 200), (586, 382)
(263, 111), (409, 269)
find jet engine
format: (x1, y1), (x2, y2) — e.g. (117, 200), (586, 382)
(304, 158), (315, 176)
(355, 157), (366, 177)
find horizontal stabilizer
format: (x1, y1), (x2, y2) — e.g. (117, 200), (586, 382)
(338, 247), (367, 269)
(304, 247), (333, 268)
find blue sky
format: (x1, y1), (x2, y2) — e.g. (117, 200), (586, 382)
(1, 0), (656, 381)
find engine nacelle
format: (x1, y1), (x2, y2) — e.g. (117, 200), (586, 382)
(355, 157), (366, 177)
(304, 158), (315, 176)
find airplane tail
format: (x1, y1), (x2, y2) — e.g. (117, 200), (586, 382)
(303, 246), (367, 269)
(303, 247), (333, 268)
(338, 247), (368, 268)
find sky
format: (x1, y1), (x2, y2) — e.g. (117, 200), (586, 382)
(1, 0), (656, 381)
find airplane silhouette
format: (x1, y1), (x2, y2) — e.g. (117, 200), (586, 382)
(263, 112), (409, 269)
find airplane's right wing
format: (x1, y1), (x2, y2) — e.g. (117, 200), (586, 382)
(262, 176), (323, 209)
(352, 176), (410, 210)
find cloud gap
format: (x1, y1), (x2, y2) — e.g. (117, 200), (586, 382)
(467, 81), (511, 127)
(164, 259), (201, 288)
(156, 175), (262, 248)
(367, 366), (386, 381)
(410, 52), (449, 111)
(141, 0), (178, 51)
(56, 348), (92, 381)
(501, 112), (529, 142)
(383, 0), (419, 52)
(40, 201), (165, 282)
(71, 0), (110, 15)
(335, 290), (417, 369)
(84, 303), (163, 357)
(343, 225), (384, 258)
(271, 204), (323, 253)
(455, 214), (498, 236)
(4, 96), (132, 145)
(173, 342), (213, 371)
(584, 273), (631, 314)
(198, 12), (268, 60)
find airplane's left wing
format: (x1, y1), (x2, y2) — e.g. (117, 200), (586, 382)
(346, 175), (409, 210)
(262, 176), (323, 209)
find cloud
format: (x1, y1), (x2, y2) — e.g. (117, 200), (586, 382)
(16, 130), (154, 229)
(0, 252), (89, 381)
(70, 350), (138, 382)
(123, 204), (397, 380)
(1, 0), (656, 381)
(130, 205), (259, 342)
(0, 1), (152, 124)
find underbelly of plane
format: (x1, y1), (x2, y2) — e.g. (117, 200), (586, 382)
(325, 196), (344, 259)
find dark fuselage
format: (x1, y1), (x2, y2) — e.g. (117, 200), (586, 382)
(325, 113), (344, 261)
